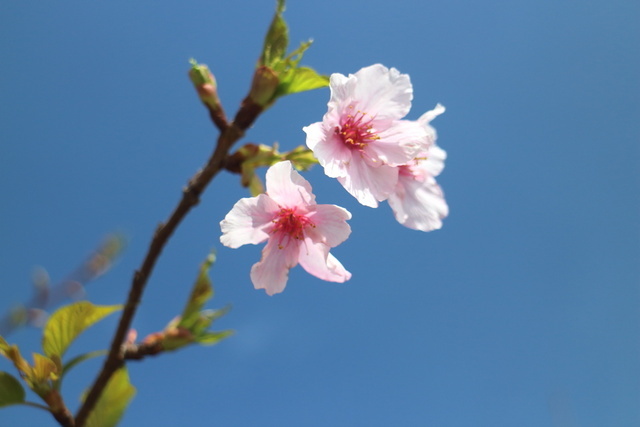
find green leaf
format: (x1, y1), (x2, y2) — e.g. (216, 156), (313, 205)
(196, 330), (234, 346)
(42, 302), (121, 359)
(55, 350), (107, 391)
(260, 0), (288, 67)
(284, 39), (313, 68)
(278, 67), (329, 96)
(178, 253), (216, 330)
(62, 350), (108, 377)
(0, 371), (25, 408)
(84, 367), (136, 427)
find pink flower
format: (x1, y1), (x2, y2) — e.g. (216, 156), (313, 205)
(387, 104), (448, 231)
(220, 161), (352, 295)
(303, 64), (431, 208)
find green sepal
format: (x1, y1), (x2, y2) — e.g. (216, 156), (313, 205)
(42, 301), (122, 360)
(188, 58), (215, 87)
(0, 371), (26, 408)
(83, 367), (136, 427)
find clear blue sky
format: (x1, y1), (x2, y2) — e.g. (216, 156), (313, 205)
(1, 0), (638, 426)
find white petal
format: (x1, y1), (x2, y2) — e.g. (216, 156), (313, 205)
(424, 144), (447, 177)
(265, 161), (316, 208)
(220, 194), (279, 248)
(305, 204), (352, 247)
(388, 175), (448, 232)
(338, 156), (398, 207)
(365, 119), (428, 166)
(418, 103), (446, 125)
(328, 72), (357, 106)
(250, 238), (300, 296)
(298, 238), (351, 283)
(352, 64), (413, 120)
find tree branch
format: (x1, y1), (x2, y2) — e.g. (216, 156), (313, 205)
(74, 95), (263, 427)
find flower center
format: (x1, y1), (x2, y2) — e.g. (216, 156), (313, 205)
(334, 105), (380, 150)
(271, 207), (315, 248)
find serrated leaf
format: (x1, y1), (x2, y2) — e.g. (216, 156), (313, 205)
(261, 0), (288, 67)
(84, 367), (136, 427)
(42, 302), (121, 359)
(178, 253), (216, 330)
(278, 67), (329, 96)
(0, 371), (25, 408)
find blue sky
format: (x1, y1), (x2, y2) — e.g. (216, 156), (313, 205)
(1, 0), (638, 426)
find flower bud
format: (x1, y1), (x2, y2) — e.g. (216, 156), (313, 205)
(188, 60), (221, 112)
(248, 65), (279, 107)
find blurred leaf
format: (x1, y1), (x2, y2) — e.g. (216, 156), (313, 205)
(278, 66), (329, 96)
(243, 165), (265, 196)
(196, 330), (234, 345)
(62, 350), (107, 377)
(56, 350), (107, 390)
(178, 253), (216, 330)
(260, 0), (288, 67)
(84, 367), (136, 427)
(42, 302), (121, 359)
(31, 353), (58, 384)
(0, 371), (25, 408)
(190, 308), (230, 336)
(0, 337), (30, 379)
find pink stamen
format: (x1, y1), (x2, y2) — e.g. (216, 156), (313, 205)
(271, 207), (315, 249)
(334, 105), (380, 150)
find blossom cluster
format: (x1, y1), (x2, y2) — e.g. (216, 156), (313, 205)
(221, 64), (447, 295)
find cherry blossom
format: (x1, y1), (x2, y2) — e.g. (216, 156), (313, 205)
(220, 161), (351, 295)
(387, 104), (448, 231)
(303, 64), (431, 208)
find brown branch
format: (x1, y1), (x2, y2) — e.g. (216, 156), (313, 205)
(43, 390), (75, 427)
(74, 96), (263, 427)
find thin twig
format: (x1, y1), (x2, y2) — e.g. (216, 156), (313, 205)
(74, 96), (262, 427)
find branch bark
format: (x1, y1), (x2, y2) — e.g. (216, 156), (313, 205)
(74, 95), (263, 427)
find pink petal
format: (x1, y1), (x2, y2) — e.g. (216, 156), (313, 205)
(305, 204), (352, 247)
(250, 238), (300, 296)
(388, 175), (449, 232)
(303, 122), (352, 178)
(337, 156), (399, 207)
(364, 119), (428, 166)
(352, 64), (413, 120)
(298, 238), (351, 283)
(265, 161), (316, 208)
(220, 194), (280, 248)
